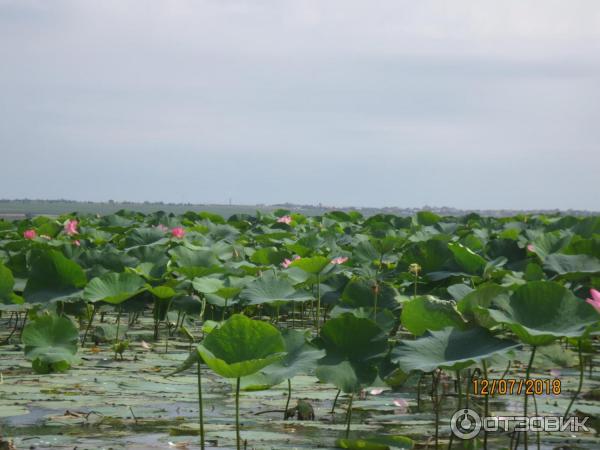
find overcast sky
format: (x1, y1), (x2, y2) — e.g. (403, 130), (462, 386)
(1, 1), (599, 210)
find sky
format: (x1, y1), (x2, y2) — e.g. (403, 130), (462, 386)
(1, 0), (599, 211)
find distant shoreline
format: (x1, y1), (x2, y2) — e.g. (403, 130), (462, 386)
(0, 199), (597, 218)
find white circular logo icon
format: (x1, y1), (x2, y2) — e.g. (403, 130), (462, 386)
(451, 408), (482, 439)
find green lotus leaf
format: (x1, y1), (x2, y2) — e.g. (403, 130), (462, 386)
(169, 246), (219, 268)
(392, 326), (519, 372)
(147, 284), (176, 299)
(22, 314), (80, 374)
(401, 296), (466, 336)
(125, 227), (168, 247)
(482, 281), (599, 345)
(530, 232), (572, 259)
(457, 284), (509, 318)
(249, 247), (288, 266)
(318, 313), (388, 362)
(340, 278), (400, 310)
(290, 256), (331, 274)
(0, 262), (21, 304)
(258, 329), (325, 385)
(240, 273), (312, 305)
(543, 254), (600, 276)
(192, 276), (225, 294)
(448, 242), (487, 274)
(197, 314), (285, 378)
(316, 359), (377, 394)
(24, 249), (87, 303)
(402, 239), (452, 274)
(83, 272), (146, 304)
(414, 211), (441, 226)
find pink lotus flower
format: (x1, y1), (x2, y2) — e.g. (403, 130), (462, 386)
(156, 224), (169, 232)
(331, 256), (349, 265)
(527, 244), (535, 253)
(277, 215), (292, 224)
(23, 229), (37, 240)
(171, 227), (185, 239)
(586, 288), (600, 314)
(281, 255), (301, 268)
(392, 398), (408, 413)
(64, 219), (78, 236)
(73, 240), (81, 247)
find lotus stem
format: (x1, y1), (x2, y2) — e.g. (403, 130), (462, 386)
(165, 297), (174, 353)
(373, 281), (379, 320)
(523, 345), (537, 450)
(416, 372), (423, 411)
(197, 359), (205, 450)
(448, 370), (462, 450)
(500, 360), (511, 380)
(413, 273), (418, 298)
(114, 305), (122, 360)
(431, 369), (442, 450)
(331, 389), (341, 414)
(345, 392), (354, 439)
(563, 340), (584, 419)
(532, 387), (540, 450)
(284, 379), (292, 420)
(235, 377), (241, 450)
(291, 302), (295, 328)
(115, 305), (122, 341)
(81, 303), (97, 346)
(316, 274), (321, 336)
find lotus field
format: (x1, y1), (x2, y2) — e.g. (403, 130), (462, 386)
(1, 210), (600, 450)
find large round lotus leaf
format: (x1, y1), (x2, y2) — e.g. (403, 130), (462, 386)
(543, 254), (600, 276)
(0, 262), (20, 304)
(259, 329), (325, 385)
(24, 249), (87, 303)
(125, 227), (168, 247)
(352, 239), (380, 264)
(401, 296), (466, 336)
(240, 273), (312, 305)
(530, 232), (571, 259)
(192, 276), (225, 294)
(22, 314), (79, 374)
(317, 313), (388, 363)
(83, 272), (146, 304)
(340, 278), (399, 310)
(249, 247), (288, 265)
(316, 359), (377, 394)
(392, 327), (519, 372)
(457, 284), (509, 317)
(414, 211), (441, 226)
(447, 283), (474, 301)
(169, 246), (219, 268)
(147, 284), (176, 299)
(197, 314), (285, 378)
(448, 242), (487, 274)
(483, 281), (599, 345)
(402, 239), (452, 274)
(290, 256), (330, 274)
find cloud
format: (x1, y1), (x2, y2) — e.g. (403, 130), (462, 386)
(0, 0), (599, 210)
